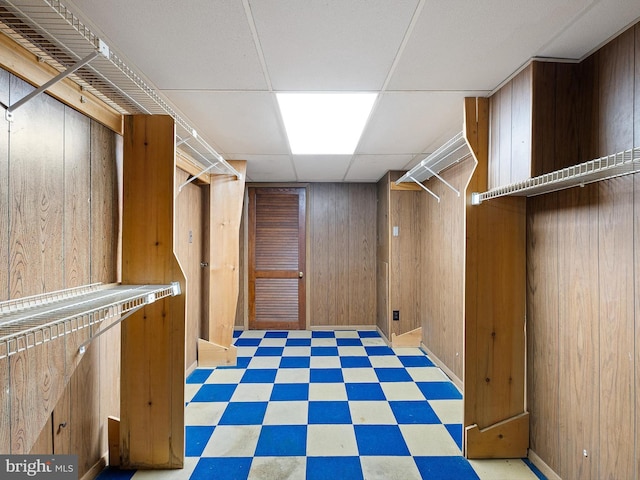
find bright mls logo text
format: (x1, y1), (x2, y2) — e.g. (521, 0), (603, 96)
(1, 455), (77, 479)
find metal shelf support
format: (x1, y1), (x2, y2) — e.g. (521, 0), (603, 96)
(4, 39), (109, 121)
(425, 166), (461, 197)
(410, 175), (440, 202)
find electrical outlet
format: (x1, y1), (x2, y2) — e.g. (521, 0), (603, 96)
(393, 310), (400, 321)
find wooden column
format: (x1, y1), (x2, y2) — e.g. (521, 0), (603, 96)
(463, 97), (529, 458)
(120, 115), (186, 468)
(198, 161), (247, 367)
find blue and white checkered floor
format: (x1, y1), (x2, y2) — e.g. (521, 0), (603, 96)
(98, 330), (545, 480)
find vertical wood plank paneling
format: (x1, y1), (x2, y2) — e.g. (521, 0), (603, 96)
(348, 184), (376, 325)
(598, 177), (635, 480)
(488, 90), (501, 189)
(554, 63), (582, 170)
(29, 417), (53, 454)
(64, 108), (91, 289)
(598, 29), (634, 156)
(498, 81), (513, 186)
(376, 174), (390, 336)
(309, 183), (333, 326)
(9, 76), (65, 297)
(10, 338), (65, 453)
(335, 185), (350, 325)
(390, 190), (419, 337)
(308, 183), (376, 328)
(526, 194), (560, 473)
(557, 186), (599, 480)
(91, 120), (121, 456)
(175, 168), (204, 368)
(0, 69), (9, 455)
(635, 23), (640, 480)
(52, 386), (70, 454)
(0, 356), (8, 453)
(90, 121), (119, 284)
(510, 65), (532, 182)
(531, 61), (557, 176)
(0, 69), (8, 302)
(70, 343), (101, 477)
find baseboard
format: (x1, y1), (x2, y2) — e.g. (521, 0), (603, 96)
(186, 360), (198, 377)
(310, 325), (377, 331)
(420, 342), (463, 390)
(82, 453), (107, 480)
(528, 449), (562, 480)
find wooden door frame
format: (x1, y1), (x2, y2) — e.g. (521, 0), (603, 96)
(242, 183), (309, 330)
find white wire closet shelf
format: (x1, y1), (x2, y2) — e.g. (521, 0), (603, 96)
(395, 131), (473, 202)
(0, 0), (241, 180)
(0, 282), (180, 359)
(471, 147), (640, 205)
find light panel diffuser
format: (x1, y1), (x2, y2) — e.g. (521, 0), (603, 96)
(276, 93), (377, 154)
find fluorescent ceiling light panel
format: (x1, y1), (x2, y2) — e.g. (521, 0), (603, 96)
(277, 93), (377, 154)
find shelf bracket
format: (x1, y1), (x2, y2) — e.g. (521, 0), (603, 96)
(425, 167), (460, 197)
(410, 176), (440, 203)
(4, 40), (109, 122)
(178, 163), (216, 192)
(471, 192), (482, 205)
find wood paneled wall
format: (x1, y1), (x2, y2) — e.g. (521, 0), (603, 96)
(376, 176), (390, 337)
(0, 68), (120, 478)
(308, 183), (377, 327)
(418, 161), (473, 383)
(175, 169), (205, 371)
(488, 65), (532, 189)
(495, 21), (640, 480)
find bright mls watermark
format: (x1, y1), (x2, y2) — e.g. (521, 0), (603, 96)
(0, 455), (77, 479)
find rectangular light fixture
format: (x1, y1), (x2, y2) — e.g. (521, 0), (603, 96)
(276, 92), (377, 155)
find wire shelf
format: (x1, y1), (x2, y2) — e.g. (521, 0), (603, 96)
(396, 132), (473, 185)
(0, 0), (241, 178)
(0, 283), (179, 359)
(472, 147), (640, 204)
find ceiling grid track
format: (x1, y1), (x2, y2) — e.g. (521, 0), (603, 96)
(0, 0), (241, 179)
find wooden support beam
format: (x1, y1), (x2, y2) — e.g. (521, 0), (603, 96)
(463, 97), (528, 457)
(121, 115), (186, 469)
(199, 161), (247, 367)
(465, 412), (529, 459)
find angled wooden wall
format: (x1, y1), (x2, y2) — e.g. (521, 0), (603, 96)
(199, 161), (247, 366)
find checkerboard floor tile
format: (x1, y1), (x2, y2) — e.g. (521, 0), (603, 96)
(97, 330), (546, 480)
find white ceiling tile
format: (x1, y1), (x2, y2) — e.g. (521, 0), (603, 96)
(388, 0), (605, 91)
(293, 155), (352, 182)
(68, 0), (267, 90)
(537, 0), (640, 59)
(248, 0), (419, 90)
(345, 155), (415, 182)
(227, 154), (297, 183)
(357, 92), (483, 155)
(162, 91), (288, 155)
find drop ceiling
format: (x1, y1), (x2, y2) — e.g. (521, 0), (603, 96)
(33, 0), (640, 182)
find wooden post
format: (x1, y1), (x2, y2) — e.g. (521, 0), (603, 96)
(120, 115), (186, 468)
(463, 97), (529, 458)
(198, 161), (247, 367)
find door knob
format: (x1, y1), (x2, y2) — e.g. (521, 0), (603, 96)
(299, 271), (304, 278)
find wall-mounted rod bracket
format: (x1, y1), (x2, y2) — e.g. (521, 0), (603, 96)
(410, 176), (440, 203)
(178, 163), (215, 192)
(425, 167), (460, 196)
(78, 303), (143, 355)
(4, 39), (109, 122)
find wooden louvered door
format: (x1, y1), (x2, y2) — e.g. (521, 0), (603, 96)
(248, 187), (306, 330)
